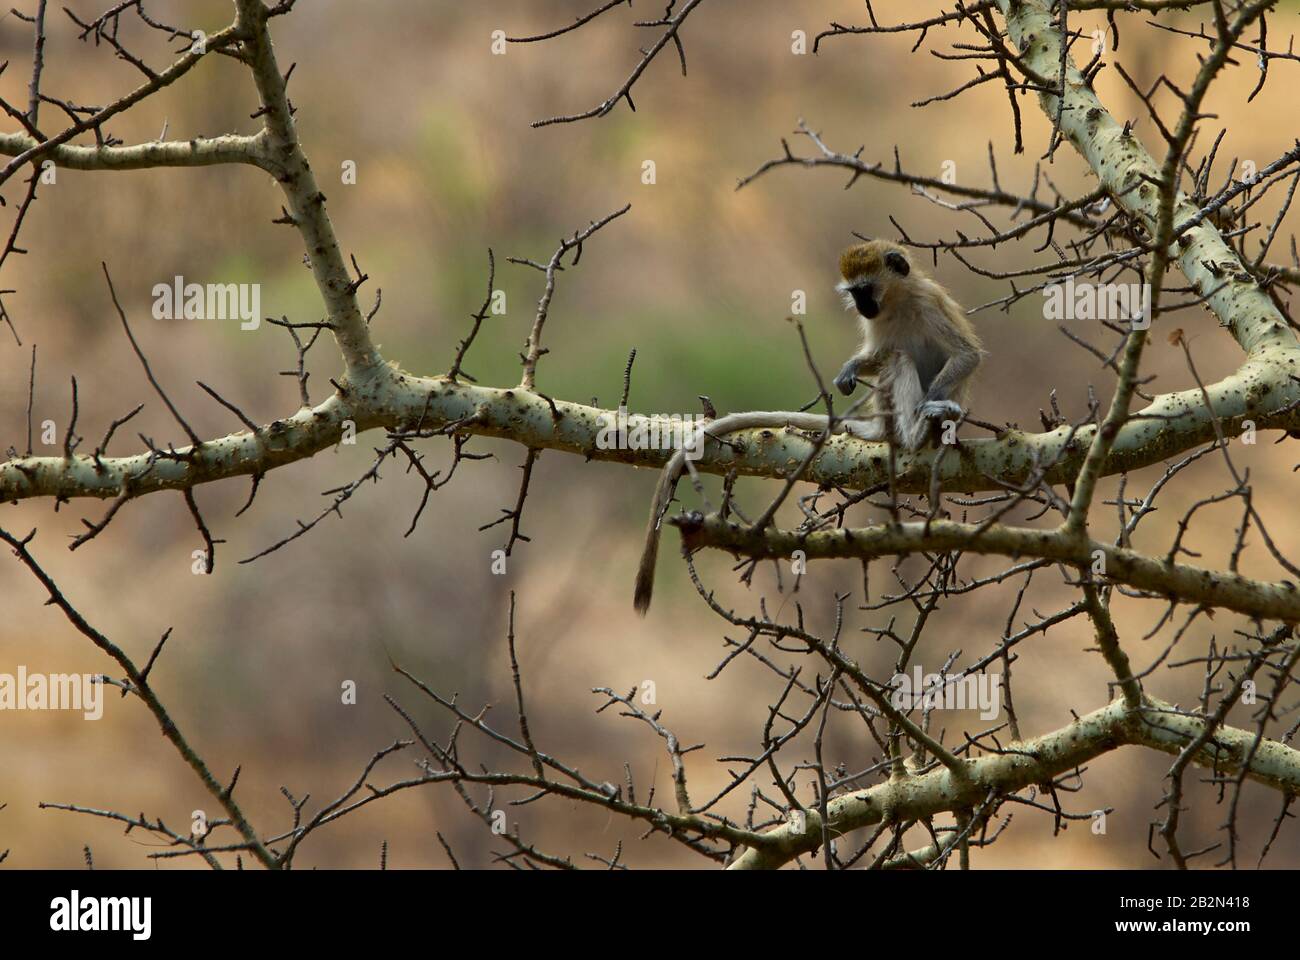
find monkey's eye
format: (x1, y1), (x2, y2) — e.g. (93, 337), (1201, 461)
(885, 251), (910, 276)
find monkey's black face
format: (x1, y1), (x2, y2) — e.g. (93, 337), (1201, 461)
(848, 282), (879, 319)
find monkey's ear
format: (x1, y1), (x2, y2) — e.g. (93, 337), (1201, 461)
(885, 251), (910, 277)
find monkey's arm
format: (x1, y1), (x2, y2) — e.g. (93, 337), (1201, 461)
(914, 299), (983, 422)
(633, 410), (874, 614)
(917, 344), (981, 417)
(834, 346), (895, 396)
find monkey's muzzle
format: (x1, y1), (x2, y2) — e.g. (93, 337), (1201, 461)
(848, 283), (879, 319)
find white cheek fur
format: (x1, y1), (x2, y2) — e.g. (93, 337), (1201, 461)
(838, 278), (882, 315)
(836, 280), (857, 312)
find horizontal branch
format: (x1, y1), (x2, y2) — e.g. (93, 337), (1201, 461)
(729, 696), (1300, 869)
(0, 130), (268, 171)
(670, 512), (1300, 622)
(4, 0), (1297, 522)
(0, 22), (244, 187)
(6, 346), (1300, 504)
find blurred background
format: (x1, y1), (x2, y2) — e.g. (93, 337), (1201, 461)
(1, 0), (1298, 868)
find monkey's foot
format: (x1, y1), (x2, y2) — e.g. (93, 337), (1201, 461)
(842, 419), (884, 442)
(917, 399), (964, 423)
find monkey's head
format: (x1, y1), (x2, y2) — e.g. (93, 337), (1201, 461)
(837, 240), (913, 321)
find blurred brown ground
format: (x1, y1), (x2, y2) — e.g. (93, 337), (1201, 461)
(0, 0), (1297, 868)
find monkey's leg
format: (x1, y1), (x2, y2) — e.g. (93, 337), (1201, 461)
(842, 415), (885, 442)
(891, 356), (928, 450)
(916, 349), (980, 423)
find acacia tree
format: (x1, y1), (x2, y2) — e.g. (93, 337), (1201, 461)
(1, 0), (1299, 870)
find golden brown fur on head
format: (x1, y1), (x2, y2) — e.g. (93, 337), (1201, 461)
(837, 239), (921, 320)
(838, 239), (910, 281)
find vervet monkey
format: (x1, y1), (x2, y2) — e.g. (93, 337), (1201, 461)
(631, 240), (981, 614)
(833, 239), (983, 449)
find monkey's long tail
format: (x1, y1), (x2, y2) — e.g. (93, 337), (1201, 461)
(633, 447), (687, 615)
(632, 411), (843, 615)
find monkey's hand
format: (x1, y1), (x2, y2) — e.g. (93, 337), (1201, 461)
(834, 361), (860, 396)
(917, 399), (964, 423)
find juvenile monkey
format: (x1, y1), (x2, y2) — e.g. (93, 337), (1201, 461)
(631, 240), (981, 614)
(833, 239), (983, 449)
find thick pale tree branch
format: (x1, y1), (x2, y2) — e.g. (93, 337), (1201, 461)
(0, 21), (244, 186)
(2, 0), (1297, 873)
(1064, 2), (1271, 538)
(995, 0), (1293, 358)
(233, 0), (382, 377)
(3, 1), (1298, 519)
(728, 696), (1300, 869)
(7, 354), (1300, 503)
(0, 131), (269, 170)
(670, 512), (1300, 622)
